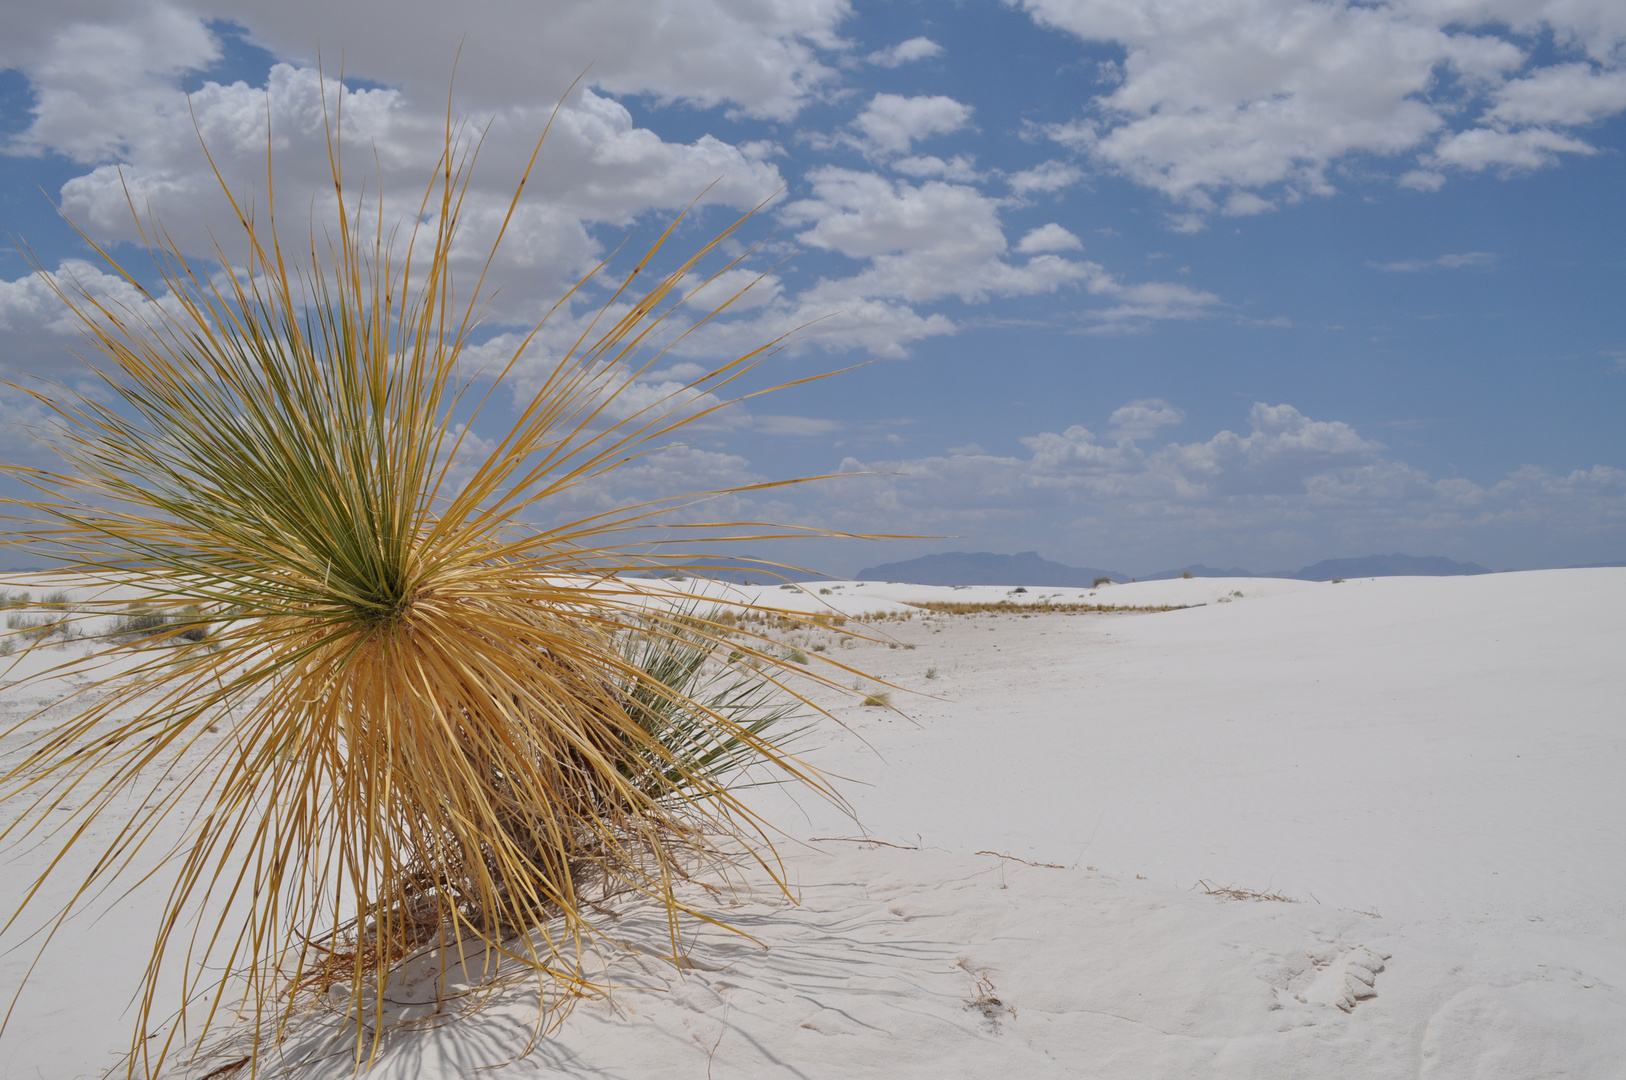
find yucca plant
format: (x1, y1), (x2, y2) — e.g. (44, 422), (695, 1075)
(615, 611), (809, 800)
(0, 91), (869, 1078)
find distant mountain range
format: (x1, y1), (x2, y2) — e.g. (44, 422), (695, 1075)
(624, 555), (834, 585)
(853, 550), (1496, 585)
(854, 550), (1125, 587)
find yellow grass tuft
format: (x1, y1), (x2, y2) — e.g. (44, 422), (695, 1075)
(0, 86), (873, 1077)
(1196, 880), (1302, 903)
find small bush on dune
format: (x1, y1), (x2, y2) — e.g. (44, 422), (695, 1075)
(111, 603), (212, 645)
(4, 602), (77, 644)
(0, 91), (867, 1077)
(5, 611), (66, 642)
(110, 605), (167, 637)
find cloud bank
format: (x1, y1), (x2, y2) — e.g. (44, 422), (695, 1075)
(1018, 0), (1626, 226)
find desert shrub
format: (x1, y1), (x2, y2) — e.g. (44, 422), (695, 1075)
(862, 691), (892, 707)
(1092, 576), (1112, 588)
(4, 608), (71, 642)
(110, 604), (170, 637)
(30, 614), (67, 641)
(6, 611), (65, 641)
(0, 98), (862, 1078)
(112, 603), (212, 644)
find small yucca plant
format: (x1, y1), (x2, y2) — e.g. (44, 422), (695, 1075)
(0, 93), (865, 1077)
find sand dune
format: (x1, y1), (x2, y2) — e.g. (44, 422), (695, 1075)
(2, 569), (1622, 1077)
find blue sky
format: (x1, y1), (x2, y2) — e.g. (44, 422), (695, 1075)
(1, 1), (1622, 575)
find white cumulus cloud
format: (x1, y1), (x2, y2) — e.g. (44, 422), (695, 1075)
(1014, 0), (1626, 222)
(181, 0), (847, 122)
(867, 37), (945, 68)
(1006, 160), (1084, 196)
(1107, 398), (1184, 440)
(847, 93), (974, 157)
(782, 167), (1088, 303)
(0, 5), (793, 329)
(1016, 223), (1083, 254)
(1426, 126), (1597, 173)
(1485, 63), (1626, 127)
(0, 258), (168, 375)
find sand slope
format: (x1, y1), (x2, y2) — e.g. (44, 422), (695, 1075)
(1, 570), (1622, 1077)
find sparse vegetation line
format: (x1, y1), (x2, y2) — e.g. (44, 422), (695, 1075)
(905, 600), (1195, 615)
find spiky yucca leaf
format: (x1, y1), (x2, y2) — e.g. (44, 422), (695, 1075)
(616, 612), (809, 799)
(0, 97), (866, 1077)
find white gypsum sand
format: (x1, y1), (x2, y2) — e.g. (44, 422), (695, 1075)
(1, 568), (1622, 1077)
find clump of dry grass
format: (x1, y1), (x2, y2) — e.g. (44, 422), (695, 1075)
(0, 87), (864, 1077)
(1197, 880), (1302, 903)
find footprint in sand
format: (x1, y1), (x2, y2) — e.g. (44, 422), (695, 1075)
(1294, 943), (1389, 1012)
